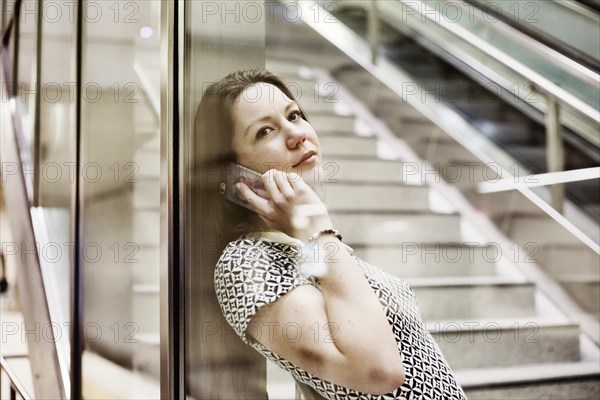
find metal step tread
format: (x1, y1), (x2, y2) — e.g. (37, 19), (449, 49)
(324, 154), (403, 161)
(424, 316), (576, 332)
(556, 275), (600, 283)
(331, 209), (458, 216)
(404, 276), (531, 288)
(318, 129), (366, 136)
(351, 242), (496, 249)
(456, 361), (600, 389)
(320, 132), (376, 140)
(323, 180), (426, 188)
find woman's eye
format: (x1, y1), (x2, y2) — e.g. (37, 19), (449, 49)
(256, 127), (272, 139)
(289, 110), (302, 121)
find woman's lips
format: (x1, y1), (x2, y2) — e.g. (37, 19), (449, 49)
(294, 151), (317, 167)
(295, 153), (316, 167)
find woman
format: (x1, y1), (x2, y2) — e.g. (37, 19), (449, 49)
(195, 69), (467, 399)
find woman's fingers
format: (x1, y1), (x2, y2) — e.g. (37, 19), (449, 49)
(237, 182), (270, 214)
(254, 188), (271, 200)
(285, 172), (306, 190)
(273, 170), (295, 200)
(262, 169), (292, 207)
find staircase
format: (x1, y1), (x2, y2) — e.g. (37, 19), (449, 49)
(328, 3), (600, 222)
(261, 49), (600, 399)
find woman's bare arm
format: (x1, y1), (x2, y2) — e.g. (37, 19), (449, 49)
(249, 235), (405, 394)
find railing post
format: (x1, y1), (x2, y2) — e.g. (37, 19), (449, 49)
(368, 0), (380, 64)
(545, 95), (564, 212)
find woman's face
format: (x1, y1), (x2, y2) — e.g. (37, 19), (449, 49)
(231, 82), (323, 187)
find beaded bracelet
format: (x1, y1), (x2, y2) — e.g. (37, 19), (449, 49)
(308, 229), (342, 243)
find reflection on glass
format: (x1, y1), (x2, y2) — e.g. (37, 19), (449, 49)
(184, 1), (267, 399)
(37, 0), (77, 331)
(16, 0), (38, 155)
(80, 1), (161, 397)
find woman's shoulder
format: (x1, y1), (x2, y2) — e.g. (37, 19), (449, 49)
(219, 234), (299, 260)
(215, 233), (302, 277)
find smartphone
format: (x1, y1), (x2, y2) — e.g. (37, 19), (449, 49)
(220, 163), (265, 212)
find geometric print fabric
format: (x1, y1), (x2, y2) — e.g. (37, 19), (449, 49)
(215, 236), (467, 399)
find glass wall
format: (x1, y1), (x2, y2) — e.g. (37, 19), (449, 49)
(183, 1), (267, 398)
(78, 0), (161, 397)
(15, 0), (37, 153)
(37, 0), (77, 348)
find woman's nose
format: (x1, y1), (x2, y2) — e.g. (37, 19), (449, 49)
(284, 121), (307, 148)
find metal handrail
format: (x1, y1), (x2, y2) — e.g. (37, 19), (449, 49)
(0, 355), (33, 400)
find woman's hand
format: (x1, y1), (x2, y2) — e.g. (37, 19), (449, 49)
(238, 169), (332, 241)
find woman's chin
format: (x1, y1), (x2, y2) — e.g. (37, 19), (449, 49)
(297, 164), (323, 188)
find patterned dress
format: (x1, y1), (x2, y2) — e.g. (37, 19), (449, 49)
(215, 232), (467, 400)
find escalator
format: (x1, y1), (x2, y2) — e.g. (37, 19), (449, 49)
(578, 0), (600, 13)
(327, 0), (600, 222)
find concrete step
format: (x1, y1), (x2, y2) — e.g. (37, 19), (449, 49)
(459, 361), (600, 399)
(427, 318), (581, 369)
(319, 135), (378, 157)
(437, 160), (502, 189)
(265, 59), (316, 80)
(497, 215), (582, 246)
(374, 98), (429, 122)
(308, 113), (355, 134)
(411, 138), (480, 165)
(465, 190), (545, 217)
(387, 119), (446, 147)
(266, 41), (351, 72)
(322, 158), (407, 183)
(330, 211), (461, 244)
(559, 278), (600, 315)
(279, 78), (342, 103)
(322, 182), (429, 212)
(301, 98), (351, 116)
(537, 245), (600, 278)
(409, 278), (536, 320)
(333, 68), (390, 108)
(334, 66), (413, 106)
(353, 243), (497, 277)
